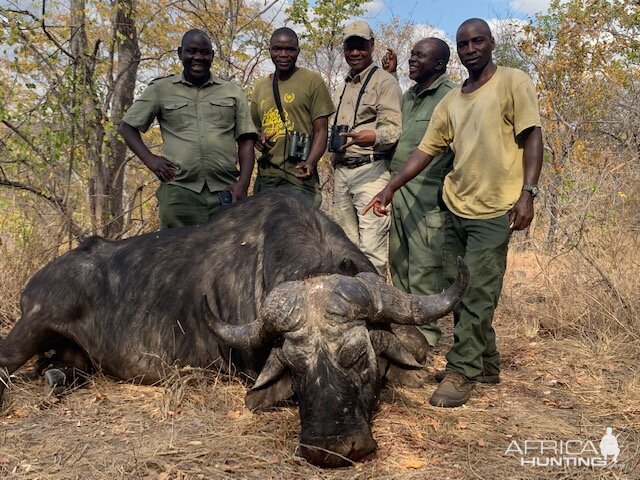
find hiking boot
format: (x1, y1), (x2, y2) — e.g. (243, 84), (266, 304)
(435, 369), (500, 384)
(429, 371), (475, 408)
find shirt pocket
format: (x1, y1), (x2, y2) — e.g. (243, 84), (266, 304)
(208, 98), (236, 128)
(161, 101), (190, 130)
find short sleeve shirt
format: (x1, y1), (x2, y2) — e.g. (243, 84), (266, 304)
(417, 67), (542, 219)
(122, 73), (257, 193)
(250, 68), (334, 186)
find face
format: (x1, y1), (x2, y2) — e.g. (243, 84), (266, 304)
(178, 34), (214, 86)
(408, 40), (444, 84)
(456, 21), (495, 73)
(343, 36), (374, 75)
(269, 34), (300, 74)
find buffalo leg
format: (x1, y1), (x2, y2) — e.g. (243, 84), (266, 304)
(36, 341), (94, 398)
(0, 314), (45, 406)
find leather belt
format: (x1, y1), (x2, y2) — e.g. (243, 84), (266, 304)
(336, 154), (387, 169)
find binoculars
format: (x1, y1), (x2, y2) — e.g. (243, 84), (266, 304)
(287, 131), (312, 163)
(329, 124), (349, 153)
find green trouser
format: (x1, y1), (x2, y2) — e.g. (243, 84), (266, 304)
(443, 211), (511, 380)
(389, 198), (446, 347)
(156, 183), (229, 229)
(254, 174), (321, 208)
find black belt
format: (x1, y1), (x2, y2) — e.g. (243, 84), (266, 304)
(336, 154), (387, 169)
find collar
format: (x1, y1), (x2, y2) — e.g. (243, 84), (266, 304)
(346, 63), (377, 84)
(172, 72), (221, 87)
(409, 73), (451, 98)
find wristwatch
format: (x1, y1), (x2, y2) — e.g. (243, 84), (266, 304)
(522, 184), (540, 198)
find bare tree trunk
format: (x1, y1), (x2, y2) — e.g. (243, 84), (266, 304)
(105, 0), (140, 237)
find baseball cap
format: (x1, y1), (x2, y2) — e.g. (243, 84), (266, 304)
(343, 20), (374, 41)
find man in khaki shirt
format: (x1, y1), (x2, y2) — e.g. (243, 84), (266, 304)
(331, 20), (402, 276)
(120, 29), (257, 229)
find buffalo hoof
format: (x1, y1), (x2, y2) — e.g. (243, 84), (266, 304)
(43, 368), (67, 397)
(299, 432), (377, 467)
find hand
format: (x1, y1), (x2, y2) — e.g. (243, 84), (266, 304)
(294, 160), (315, 179)
(227, 182), (248, 202)
(256, 132), (276, 153)
(382, 47), (398, 73)
(508, 192), (535, 230)
(362, 186), (394, 217)
(143, 154), (178, 182)
(341, 130), (376, 150)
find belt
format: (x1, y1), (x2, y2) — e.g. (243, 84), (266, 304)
(336, 154), (387, 169)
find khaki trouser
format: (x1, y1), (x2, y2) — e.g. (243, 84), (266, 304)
(442, 211), (511, 379)
(156, 183), (228, 229)
(332, 160), (390, 276)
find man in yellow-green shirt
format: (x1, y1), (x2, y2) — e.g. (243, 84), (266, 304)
(120, 29), (257, 229)
(251, 28), (335, 207)
(365, 18), (543, 408)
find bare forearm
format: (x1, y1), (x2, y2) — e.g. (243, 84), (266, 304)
(236, 138), (256, 189)
(522, 126), (543, 185)
(307, 116), (329, 166)
(119, 122), (153, 163)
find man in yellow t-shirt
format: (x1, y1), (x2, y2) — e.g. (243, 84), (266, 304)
(365, 18), (543, 408)
(251, 28), (335, 207)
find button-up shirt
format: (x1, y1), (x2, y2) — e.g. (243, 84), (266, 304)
(123, 72), (257, 193)
(332, 64), (402, 159)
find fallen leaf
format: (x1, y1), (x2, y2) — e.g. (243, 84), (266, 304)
(400, 458), (428, 469)
(227, 409), (242, 420)
(456, 420), (467, 430)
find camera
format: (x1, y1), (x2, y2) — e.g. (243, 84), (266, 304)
(286, 131), (311, 163)
(329, 124), (349, 153)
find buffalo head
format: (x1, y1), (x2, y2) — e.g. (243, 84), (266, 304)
(208, 258), (469, 467)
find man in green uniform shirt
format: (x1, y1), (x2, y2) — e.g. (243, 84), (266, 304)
(251, 28), (335, 207)
(382, 38), (455, 348)
(120, 29), (257, 228)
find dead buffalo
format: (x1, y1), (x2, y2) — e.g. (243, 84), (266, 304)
(0, 190), (468, 467)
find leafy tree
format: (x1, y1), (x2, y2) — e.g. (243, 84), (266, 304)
(287, 0), (367, 91)
(0, 0), (279, 244)
(520, 0), (639, 251)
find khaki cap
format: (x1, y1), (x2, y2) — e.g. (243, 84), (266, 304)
(343, 20), (374, 41)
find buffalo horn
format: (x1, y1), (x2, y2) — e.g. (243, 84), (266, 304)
(203, 295), (265, 349)
(203, 281), (303, 349)
(359, 257), (469, 325)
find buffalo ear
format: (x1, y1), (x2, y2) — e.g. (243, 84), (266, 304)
(245, 372), (293, 411)
(389, 325), (430, 365)
(370, 329), (423, 368)
(245, 347), (294, 411)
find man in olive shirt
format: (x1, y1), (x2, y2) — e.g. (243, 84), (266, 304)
(120, 29), (257, 229)
(382, 38), (455, 348)
(251, 28), (334, 207)
(332, 20), (402, 276)
(366, 19), (543, 408)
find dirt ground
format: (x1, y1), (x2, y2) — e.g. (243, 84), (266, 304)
(0, 253), (638, 480)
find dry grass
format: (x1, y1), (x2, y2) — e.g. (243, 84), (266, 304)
(0, 222), (638, 479)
